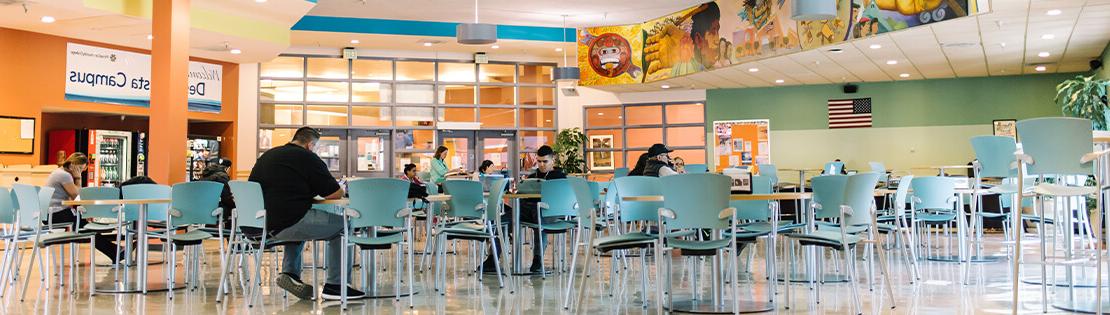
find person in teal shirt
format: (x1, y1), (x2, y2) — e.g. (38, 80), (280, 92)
(429, 145), (453, 185)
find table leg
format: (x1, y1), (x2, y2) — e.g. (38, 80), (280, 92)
(138, 204), (147, 294)
(512, 198), (522, 274)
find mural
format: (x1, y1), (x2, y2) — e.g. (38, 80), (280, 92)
(642, 5), (706, 82)
(578, 24), (644, 85)
(799, 0), (854, 49)
(852, 0), (974, 38)
(722, 0), (801, 64)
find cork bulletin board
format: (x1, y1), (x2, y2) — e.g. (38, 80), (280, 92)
(0, 116), (35, 154)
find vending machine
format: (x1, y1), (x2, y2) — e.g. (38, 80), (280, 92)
(48, 129), (144, 187)
(186, 135), (221, 181)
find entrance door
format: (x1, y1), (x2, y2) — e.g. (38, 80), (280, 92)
(437, 130), (475, 173)
(313, 129), (347, 179)
(348, 130), (391, 178)
(437, 130), (518, 178)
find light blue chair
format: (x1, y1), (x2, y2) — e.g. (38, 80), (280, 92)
(436, 179), (510, 292)
(970, 136), (1030, 242)
(522, 179), (580, 277)
(824, 161), (845, 175)
(0, 187), (36, 298)
(613, 167), (630, 178)
(217, 180), (277, 306)
(12, 184), (96, 300)
(909, 176), (960, 263)
(1013, 117), (1104, 312)
(723, 175), (784, 304)
(166, 181), (225, 297)
(685, 164), (709, 174)
(757, 163), (786, 191)
(74, 187), (128, 290)
(811, 175), (849, 226)
(562, 177), (621, 309)
(343, 178), (415, 309)
(657, 173), (740, 312)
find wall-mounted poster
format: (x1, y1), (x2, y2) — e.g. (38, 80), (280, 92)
(589, 135), (615, 170)
(993, 119), (1016, 138)
(578, 24), (644, 85)
(64, 43), (223, 113)
(713, 119), (770, 173)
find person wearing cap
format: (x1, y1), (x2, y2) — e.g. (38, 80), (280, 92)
(643, 143), (679, 177)
(200, 157), (235, 224)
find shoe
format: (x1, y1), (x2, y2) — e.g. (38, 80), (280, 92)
(529, 257), (544, 273)
(320, 284), (367, 300)
(480, 260), (500, 274)
(276, 273), (315, 300)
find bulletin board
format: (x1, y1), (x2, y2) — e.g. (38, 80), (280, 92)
(0, 116), (35, 154)
(712, 119), (770, 172)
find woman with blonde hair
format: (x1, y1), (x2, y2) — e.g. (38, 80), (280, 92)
(46, 152), (120, 264)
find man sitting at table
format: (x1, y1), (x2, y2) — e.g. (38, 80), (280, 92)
(643, 143), (679, 177)
(480, 145), (566, 273)
(249, 126), (363, 300)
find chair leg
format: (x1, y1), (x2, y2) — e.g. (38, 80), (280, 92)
(846, 247), (863, 315)
(19, 245), (41, 302)
(876, 240), (897, 309)
(89, 238), (96, 298)
(407, 231), (415, 308)
(563, 227), (581, 309)
(786, 238), (793, 310)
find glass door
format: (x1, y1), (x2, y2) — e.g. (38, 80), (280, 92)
(437, 130), (475, 174)
(349, 130), (391, 178)
(477, 130), (517, 179)
(312, 129), (347, 179)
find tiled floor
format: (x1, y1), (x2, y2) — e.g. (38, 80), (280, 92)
(0, 233), (1101, 314)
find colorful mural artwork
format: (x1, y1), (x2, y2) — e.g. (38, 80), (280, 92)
(642, 5), (705, 82)
(578, 24), (644, 85)
(722, 0), (801, 64)
(852, 0), (973, 38)
(799, 0), (854, 49)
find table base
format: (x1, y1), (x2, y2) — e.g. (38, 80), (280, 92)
(925, 255), (1003, 263)
(1052, 299), (1110, 314)
(93, 278), (186, 294)
(775, 272), (848, 283)
(1021, 275), (1109, 288)
(665, 299), (774, 314)
(361, 284), (420, 299)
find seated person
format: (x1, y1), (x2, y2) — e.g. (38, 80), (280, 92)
(249, 127), (362, 300)
(481, 145), (564, 273)
(643, 144), (679, 177)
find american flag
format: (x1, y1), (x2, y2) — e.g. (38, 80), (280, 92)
(828, 98), (872, 129)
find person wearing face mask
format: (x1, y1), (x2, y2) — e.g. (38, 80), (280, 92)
(45, 152), (120, 264)
(643, 144), (679, 177)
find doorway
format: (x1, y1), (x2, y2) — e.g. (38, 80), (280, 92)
(312, 129), (392, 179)
(437, 130), (518, 179)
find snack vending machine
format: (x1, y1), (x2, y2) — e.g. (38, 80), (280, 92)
(47, 129), (144, 187)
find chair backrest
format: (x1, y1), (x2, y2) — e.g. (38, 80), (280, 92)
(891, 175), (914, 215)
(613, 167), (630, 178)
(12, 183), (48, 229)
(811, 175), (848, 220)
(660, 173), (731, 230)
(228, 181), (266, 229)
(0, 187), (14, 224)
(79, 187), (122, 220)
(1016, 117), (1094, 176)
(613, 176), (662, 223)
(484, 178), (510, 221)
(868, 161), (886, 174)
(443, 180), (486, 220)
(569, 177), (596, 219)
(733, 175), (772, 221)
(587, 181), (602, 203)
(170, 181), (224, 226)
(122, 184), (171, 222)
(970, 135), (1019, 178)
(911, 176), (956, 211)
(842, 172), (881, 227)
(757, 163), (779, 188)
(685, 164), (709, 174)
(824, 161), (845, 174)
(539, 179), (578, 218)
(347, 178), (410, 228)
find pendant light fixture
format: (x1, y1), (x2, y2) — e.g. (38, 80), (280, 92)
(791, 0), (836, 21)
(456, 0), (497, 45)
(553, 15), (580, 81)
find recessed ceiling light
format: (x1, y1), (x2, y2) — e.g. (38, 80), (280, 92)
(40, 16), (55, 23)
(899, 73), (910, 78)
(828, 48), (843, 53)
(1035, 65), (1047, 72)
(748, 68), (759, 72)
(1046, 9), (1062, 16)
(423, 42), (433, 47)
(555, 48), (563, 52)
(229, 49), (242, 54)
(886, 60), (898, 65)
(660, 85), (670, 89)
(1041, 34), (1055, 40)
(146, 34), (153, 40)
(491, 45), (499, 49)
(774, 79), (784, 84)
(350, 39), (360, 44)
(869, 44), (882, 49)
(1037, 51), (1050, 57)
(255, 0), (267, 2)
(545, 119), (552, 122)
(597, 113), (604, 116)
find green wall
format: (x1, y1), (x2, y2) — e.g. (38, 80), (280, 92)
(1099, 41), (1110, 80)
(707, 73), (1077, 131)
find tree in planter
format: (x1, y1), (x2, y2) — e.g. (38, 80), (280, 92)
(1057, 74), (1110, 130)
(553, 128), (588, 174)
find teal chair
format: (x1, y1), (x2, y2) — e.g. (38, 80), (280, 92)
(343, 178), (415, 309)
(811, 175), (849, 227)
(657, 173), (740, 312)
(0, 187), (35, 298)
(613, 167), (630, 178)
(877, 175), (921, 281)
(563, 177), (631, 310)
(909, 176), (959, 263)
(685, 164), (709, 174)
(435, 179), (510, 292)
(217, 180), (276, 306)
(724, 175), (783, 304)
(523, 179), (581, 277)
(12, 184), (96, 300)
(74, 187), (128, 290)
(167, 181), (225, 297)
(824, 161), (845, 175)
(757, 163), (786, 191)
(970, 136), (1024, 242)
(1013, 117), (1104, 312)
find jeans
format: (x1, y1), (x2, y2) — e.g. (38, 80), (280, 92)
(271, 209), (352, 285)
(47, 209), (120, 263)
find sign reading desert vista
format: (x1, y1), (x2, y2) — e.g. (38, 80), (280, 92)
(64, 43), (222, 113)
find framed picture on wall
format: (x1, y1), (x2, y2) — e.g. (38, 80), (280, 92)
(993, 119), (1017, 138)
(589, 135), (614, 170)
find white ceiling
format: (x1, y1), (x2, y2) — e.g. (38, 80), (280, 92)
(305, 0), (705, 27)
(596, 0), (1110, 92)
(290, 30), (574, 60)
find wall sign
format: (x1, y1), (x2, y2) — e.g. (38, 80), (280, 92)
(712, 119), (770, 173)
(64, 43), (222, 113)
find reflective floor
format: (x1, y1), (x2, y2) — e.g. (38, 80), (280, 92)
(0, 233), (1101, 314)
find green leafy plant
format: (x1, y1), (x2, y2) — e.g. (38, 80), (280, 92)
(1057, 75), (1110, 130)
(553, 128), (588, 174)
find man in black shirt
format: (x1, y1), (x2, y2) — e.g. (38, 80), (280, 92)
(249, 127), (363, 300)
(481, 145), (566, 273)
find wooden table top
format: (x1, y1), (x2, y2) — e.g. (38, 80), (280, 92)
(62, 199), (171, 206)
(779, 168), (823, 172)
(622, 192), (812, 202)
(314, 192), (541, 205)
(913, 165), (973, 170)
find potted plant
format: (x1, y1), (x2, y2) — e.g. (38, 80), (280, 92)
(1057, 74), (1110, 130)
(553, 128), (588, 174)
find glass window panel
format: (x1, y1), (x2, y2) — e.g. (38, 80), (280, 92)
(258, 128), (296, 150)
(666, 126), (706, 147)
(479, 64), (516, 83)
(586, 129), (623, 149)
(306, 81), (349, 102)
(626, 150), (647, 169)
(259, 104), (303, 125)
(437, 107), (476, 122)
(520, 109), (554, 128)
(260, 56), (303, 78)
(352, 82), (391, 103)
(395, 107), (435, 127)
(626, 105), (663, 125)
(351, 106), (391, 127)
(479, 108), (515, 128)
(395, 84), (434, 103)
(518, 64), (553, 84)
(394, 129), (435, 150)
(259, 80), (303, 102)
(306, 58), (348, 79)
(481, 138), (512, 173)
(353, 59), (392, 80)
(438, 85), (475, 104)
(519, 130), (554, 152)
(626, 128), (662, 148)
(438, 62), (476, 82)
(396, 61), (435, 81)
(312, 136), (343, 173)
(354, 136), (387, 172)
(396, 152), (434, 176)
(305, 105), (348, 126)
(585, 107), (622, 128)
(478, 86), (514, 105)
(519, 87), (554, 106)
(442, 137), (471, 171)
(672, 149), (706, 165)
(667, 103), (705, 124)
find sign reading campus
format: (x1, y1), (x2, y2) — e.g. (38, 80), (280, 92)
(64, 43), (223, 113)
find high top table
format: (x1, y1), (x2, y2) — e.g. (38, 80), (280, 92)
(63, 198), (180, 294)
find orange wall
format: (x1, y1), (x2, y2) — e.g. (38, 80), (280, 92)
(0, 27), (238, 167)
